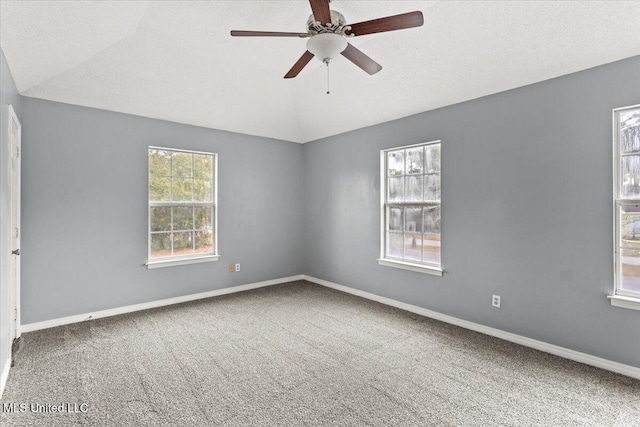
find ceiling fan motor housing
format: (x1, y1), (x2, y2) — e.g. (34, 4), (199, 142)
(307, 10), (349, 35)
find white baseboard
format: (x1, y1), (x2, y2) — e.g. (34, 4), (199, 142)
(1, 357), (10, 399)
(302, 275), (640, 380)
(21, 275), (304, 333)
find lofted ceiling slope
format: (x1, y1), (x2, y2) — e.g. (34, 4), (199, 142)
(1, 1), (640, 143)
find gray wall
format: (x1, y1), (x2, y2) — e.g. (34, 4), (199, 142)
(304, 56), (640, 368)
(20, 97), (304, 324)
(0, 49), (21, 384)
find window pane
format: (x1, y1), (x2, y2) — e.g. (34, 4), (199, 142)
(426, 145), (441, 173)
(386, 232), (403, 258)
(193, 179), (212, 202)
(404, 234), (422, 262)
(621, 249), (640, 294)
(423, 205), (441, 264)
(194, 154), (213, 179)
(389, 207), (403, 231)
(424, 206), (441, 235)
(405, 208), (423, 233)
(149, 149), (171, 176)
(387, 150), (404, 176)
(620, 205), (640, 246)
(172, 178), (193, 201)
(173, 152), (193, 177)
(425, 174), (441, 202)
(405, 147), (424, 174)
(388, 177), (404, 201)
(423, 235), (441, 264)
(621, 155), (640, 197)
(173, 232), (194, 256)
(195, 206), (212, 230)
(150, 232), (172, 259)
(173, 206), (193, 231)
(150, 207), (171, 232)
(149, 177), (170, 201)
(405, 176), (423, 202)
(195, 230), (213, 254)
(620, 110), (640, 153)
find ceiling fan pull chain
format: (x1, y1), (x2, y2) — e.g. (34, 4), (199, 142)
(326, 59), (330, 95)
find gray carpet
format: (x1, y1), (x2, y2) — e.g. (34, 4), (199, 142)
(1, 280), (639, 426)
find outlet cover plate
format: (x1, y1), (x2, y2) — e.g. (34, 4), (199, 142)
(492, 295), (501, 308)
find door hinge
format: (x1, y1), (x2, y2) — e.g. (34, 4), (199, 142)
(15, 146), (20, 158)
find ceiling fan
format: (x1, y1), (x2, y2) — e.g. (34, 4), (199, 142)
(230, 0), (424, 81)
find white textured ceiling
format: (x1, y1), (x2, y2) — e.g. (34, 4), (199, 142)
(1, 1), (639, 143)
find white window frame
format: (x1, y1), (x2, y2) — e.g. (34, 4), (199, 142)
(378, 140), (443, 276)
(145, 146), (219, 269)
(610, 104), (640, 310)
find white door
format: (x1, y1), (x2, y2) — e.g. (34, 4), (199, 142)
(9, 105), (21, 340)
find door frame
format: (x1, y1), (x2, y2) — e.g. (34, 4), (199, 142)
(8, 104), (21, 340)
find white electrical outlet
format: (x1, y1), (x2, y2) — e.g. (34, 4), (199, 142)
(492, 295), (501, 308)
(235, 263), (241, 272)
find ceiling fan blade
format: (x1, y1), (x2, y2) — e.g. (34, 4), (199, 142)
(341, 44), (382, 75)
(284, 51), (315, 79)
(309, 0), (332, 25)
(345, 11), (424, 36)
(231, 30), (310, 37)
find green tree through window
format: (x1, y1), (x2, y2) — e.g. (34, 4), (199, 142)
(148, 147), (217, 260)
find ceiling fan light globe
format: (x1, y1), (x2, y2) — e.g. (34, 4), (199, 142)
(306, 33), (347, 62)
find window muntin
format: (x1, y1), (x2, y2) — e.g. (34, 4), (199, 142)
(615, 106), (640, 299)
(148, 147), (217, 261)
(382, 141), (441, 268)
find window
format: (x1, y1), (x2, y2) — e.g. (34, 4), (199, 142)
(613, 105), (640, 308)
(146, 147), (218, 268)
(379, 141), (442, 275)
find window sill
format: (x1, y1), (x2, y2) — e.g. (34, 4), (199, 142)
(146, 254), (220, 269)
(378, 259), (443, 276)
(608, 294), (640, 311)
